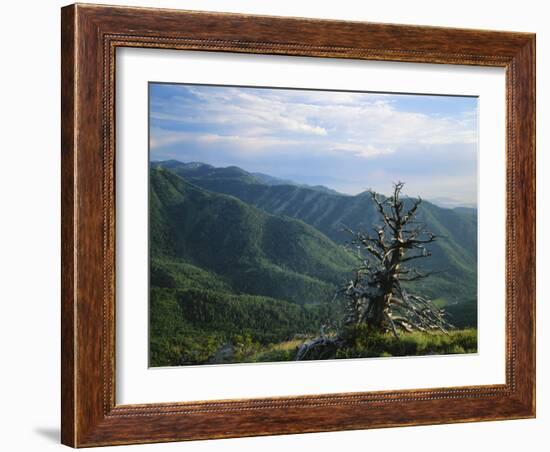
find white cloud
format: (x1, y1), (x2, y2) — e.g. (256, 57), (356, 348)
(150, 128), (303, 154)
(149, 85), (478, 202)
(329, 143), (394, 159)
(150, 86), (477, 164)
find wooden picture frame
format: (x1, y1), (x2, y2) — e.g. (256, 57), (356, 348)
(61, 3), (535, 447)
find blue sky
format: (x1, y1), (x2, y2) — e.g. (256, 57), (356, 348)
(149, 83), (478, 205)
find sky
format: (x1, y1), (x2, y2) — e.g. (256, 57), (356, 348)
(149, 83), (478, 205)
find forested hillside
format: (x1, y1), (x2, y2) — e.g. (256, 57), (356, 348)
(150, 168), (357, 304)
(153, 160), (477, 304)
(149, 167), (354, 365)
(149, 161), (478, 366)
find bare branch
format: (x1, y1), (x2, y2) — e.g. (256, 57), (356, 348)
(402, 196), (422, 225)
(397, 269), (434, 281)
(370, 191), (397, 232)
(401, 249), (431, 263)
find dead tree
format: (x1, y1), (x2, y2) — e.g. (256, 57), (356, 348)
(295, 183), (452, 361)
(340, 182), (452, 336)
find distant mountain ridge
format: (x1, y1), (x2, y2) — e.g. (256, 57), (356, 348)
(152, 160), (343, 196)
(429, 197), (477, 210)
(153, 160), (477, 304)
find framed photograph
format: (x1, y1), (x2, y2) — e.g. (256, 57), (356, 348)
(61, 3), (535, 447)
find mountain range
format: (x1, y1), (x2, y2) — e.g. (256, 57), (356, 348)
(149, 160), (478, 366)
(152, 160), (477, 303)
(150, 168), (356, 305)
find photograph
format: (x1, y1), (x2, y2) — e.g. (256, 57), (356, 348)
(148, 83), (479, 367)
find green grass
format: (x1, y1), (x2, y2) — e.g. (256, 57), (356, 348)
(219, 328), (477, 364)
(246, 338), (306, 363)
(331, 325), (477, 360)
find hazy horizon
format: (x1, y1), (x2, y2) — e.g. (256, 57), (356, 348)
(152, 158), (477, 209)
(150, 83), (478, 205)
